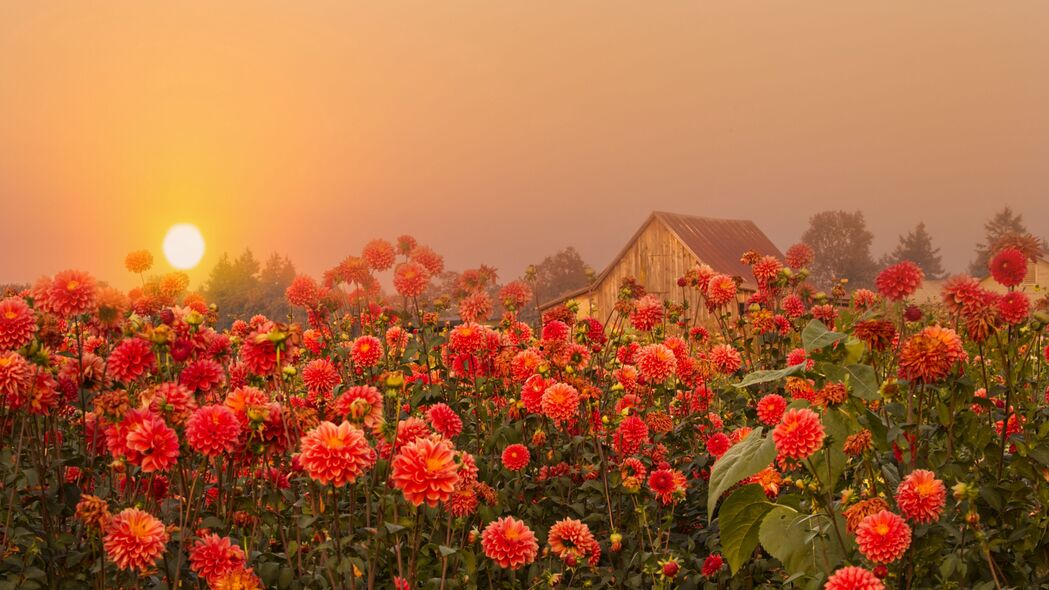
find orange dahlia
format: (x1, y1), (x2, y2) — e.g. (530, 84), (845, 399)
(709, 344), (742, 375)
(629, 294), (664, 331)
(0, 297), (36, 352)
(541, 382), (580, 423)
(895, 469), (946, 524)
(824, 566), (884, 590)
(390, 435), (460, 506)
(332, 385), (384, 428)
(350, 335), (383, 367)
(481, 516), (539, 570)
(756, 394), (786, 426)
(635, 344), (677, 383)
(855, 510), (911, 563)
(548, 518), (601, 567)
(186, 405), (243, 457)
(393, 262), (430, 298)
(124, 250), (154, 274)
(362, 238), (396, 271)
(989, 247), (1027, 287)
(212, 566), (262, 590)
(45, 269), (97, 317)
(0, 351), (31, 409)
(190, 533), (246, 583)
(898, 326), (965, 383)
(425, 403), (463, 438)
(103, 508), (168, 572)
(298, 421), (376, 487)
(772, 408), (825, 460)
(501, 444), (530, 471)
(706, 274), (737, 307)
(844, 497), (890, 532)
(106, 338), (156, 383)
(107, 409), (180, 473)
(876, 261), (924, 301)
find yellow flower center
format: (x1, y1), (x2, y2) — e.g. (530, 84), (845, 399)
(3, 311), (15, 319)
(875, 522), (890, 536)
(66, 280), (79, 291)
(426, 456), (446, 472)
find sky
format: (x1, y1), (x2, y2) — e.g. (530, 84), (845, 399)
(2, 2), (1048, 289)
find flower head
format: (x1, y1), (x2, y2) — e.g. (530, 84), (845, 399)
(390, 435), (460, 506)
(772, 408), (824, 460)
(636, 344), (677, 383)
(541, 382), (580, 423)
(648, 468), (687, 505)
(125, 250), (154, 274)
(756, 394), (786, 426)
(855, 510), (911, 563)
(501, 444), (530, 471)
(426, 403), (463, 438)
(481, 517), (538, 570)
(0, 297), (36, 352)
(825, 566), (885, 590)
(46, 270), (97, 317)
(186, 405), (243, 457)
(190, 533), (246, 583)
(876, 261), (924, 301)
(103, 508), (168, 572)
(898, 326), (965, 383)
(895, 469), (946, 524)
(989, 247), (1027, 287)
(548, 518), (601, 566)
(298, 421), (375, 487)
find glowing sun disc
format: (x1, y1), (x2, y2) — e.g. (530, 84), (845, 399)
(163, 224), (205, 269)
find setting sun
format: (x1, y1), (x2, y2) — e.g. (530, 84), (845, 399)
(162, 223), (205, 270)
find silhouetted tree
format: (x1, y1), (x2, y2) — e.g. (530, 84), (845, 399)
(527, 247), (593, 306)
(970, 206), (1046, 275)
(882, 222), (945, 279)
(801, 210), (878, 289)
(204, 250), (295, 327)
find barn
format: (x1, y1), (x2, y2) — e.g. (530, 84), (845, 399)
(540, 211), (784, 322)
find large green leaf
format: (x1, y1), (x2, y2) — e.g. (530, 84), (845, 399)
(844, 364), (879, 401)
(707, 428), (776, 517)
(719, 485), (774, 574)
(734, 363), (805, 389)
(759, 505), (848, 578)
(802, 319), (846, 352)
(806, 408), (853, 493)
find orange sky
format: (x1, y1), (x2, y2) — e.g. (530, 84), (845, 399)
(2, 2), (1048, 288)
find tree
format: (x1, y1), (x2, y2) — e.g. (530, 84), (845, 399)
(882, 222), (945, 279)
(527, 247), (593, 306)
(800, 210), (878, 289)
(203, 250), (296, 327)
(969, 206), (1044, 275)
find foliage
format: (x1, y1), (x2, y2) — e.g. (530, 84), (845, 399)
(882, 222), (945, 280)
(801, 210), (878, 289)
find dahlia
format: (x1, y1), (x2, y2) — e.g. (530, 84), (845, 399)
(854, 320), (897, 352)
(782, 294), (806, 318)
(498, 280), (532, 312)
(636, 344), (677, 383)
(844, 497), (890, 532)
(146, 382), (198, 425)
(458, 291), (493, 324)
(390, 435), (460, 506)
(393, 262), (430, 298)
(103, 508), (168, 572)
(409, 245), (445, 275)
(706, 274), (737, 307)
(752, 255), (783, 286)
(989, 247), (1027, 287)
(124, 249), (154, 274)
(629, 294), (664, 331)
(941, 275), (984, 313)
(76, 494), (111, 530)
(520, 375), (550, 414)
(614, 415), (650, 455)
(180, 359), (226, 393)
(107, 338), (156, 383)
(824, 566), (885, 590)
(706, 432), (731, 458)
(898, 326), (965, 383)
(855, 510), (911, 563)
(332, 385), (383, 428)
(212, 566), (262, 590)
(362, 239), (396, 271)
(851, 289), (879, 310)
(285, 274), (321, 308)
(298, 421), (375, 487)
(785, 243), (814, 270)
(997, 291), (1030, 325)
(895, 469), (946, 524)
(701, 553), (724, 576)
(756, 394), (787, 426)
(843, 429), (873, 456)
(648, 468), (687, 505)
(501, 444), (530, 471)
(773, 408), (825, 460)
(709, 344), (742, 375)
(350, 335), (383, 367)
(190, 533), (246, 583)
(541, 382), (580, 423)
(876, 261), (924, 301)
(302, 359), (341, 393)
(426, 403), (463, 438)
(449, 323), (485, 354)
(46, 269), (97, 317)
(0, 351), (31, 409)
(0, 297), (35, 351)
(548, 518), (601, 566)
(186, 405), (243, 457)
(481, 517), (539, 570)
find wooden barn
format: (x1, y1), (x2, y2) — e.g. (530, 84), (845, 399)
(540, 211), (784, 321)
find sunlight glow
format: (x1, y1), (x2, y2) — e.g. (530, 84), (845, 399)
(163, 224), (205, 270)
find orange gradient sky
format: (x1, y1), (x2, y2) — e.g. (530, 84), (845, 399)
(2, 2), (1048, 288)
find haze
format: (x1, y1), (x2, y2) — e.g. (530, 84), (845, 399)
(2, 2), (1048, 288)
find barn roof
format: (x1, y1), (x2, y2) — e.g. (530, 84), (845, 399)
(540, 211), (784, 309)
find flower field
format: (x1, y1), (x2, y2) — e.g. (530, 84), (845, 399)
(2, 237), (1049, 590)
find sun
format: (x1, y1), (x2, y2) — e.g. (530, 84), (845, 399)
(163, 223), (206, 270)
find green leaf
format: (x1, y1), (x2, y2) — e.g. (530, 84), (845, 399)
(760, 505), (847, 578)
(802, 319), (846, 352)
(719, 485), (774, 574)
(844, 364), (879, 401)
(707, 428), (776, 517)
(734, 363), (805, 389)
(438, 545), (457, 557)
